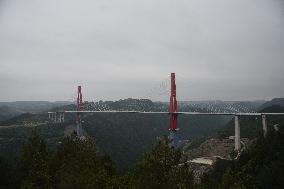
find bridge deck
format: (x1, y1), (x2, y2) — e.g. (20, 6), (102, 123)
(48, 111), (284, 116)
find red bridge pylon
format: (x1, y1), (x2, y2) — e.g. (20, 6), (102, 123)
(76, 86), (83, 137)
(169, 73), (178, 148)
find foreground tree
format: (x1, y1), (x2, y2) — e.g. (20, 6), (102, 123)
(0, 157), (14, 189)
(133, 137), (194, 189)
(15, 132), (120, 189)
(219, 124), (284, 189)
(50, 133), (117, 189)
(17, 131), (52, 189)
(11, 132), (195, 189)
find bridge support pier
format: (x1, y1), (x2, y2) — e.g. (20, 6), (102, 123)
(54, 113), (57, 123)
(234, 115), (241, 151)
(57, 113), (60, 123)
(50, 113), (53, 121)
(48, 112), (65, 123)
(58, 113), (61, 123)
(262, 114), (267, 137)
(62, 113), (65, 123)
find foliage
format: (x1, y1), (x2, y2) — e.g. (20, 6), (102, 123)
(219, 169), (256, 189)
(0, 99), (230, 171)
(16, 131), (52, 189)
(199, 122), (284, 189)
(133, 137), (194, 189)
(1, 116), (283, 189)
(50, 133), (117, 189)
(0, 156), (14, 189)
(0, 132), (196, 189)
(222, 124), (284, 189)
(0, 131), (121, 189)
(1, 101), (283, 188)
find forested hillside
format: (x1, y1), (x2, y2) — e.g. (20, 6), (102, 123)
(258, 98), (284, 110)
(1, 120), (283, 189)
(0, 106), (19, 122)
(0, 99), (232, 169)
(0, 100), (283, 188)
(0, 133), (194, 189)
(196, 104), (284, 188)
(199, 119), (284, 189)
(0, 101), (71, 121)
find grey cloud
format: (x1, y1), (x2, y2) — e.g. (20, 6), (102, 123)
(0, 0), (283, 101)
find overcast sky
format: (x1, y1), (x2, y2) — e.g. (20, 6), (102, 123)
(0, 0), (283, 102)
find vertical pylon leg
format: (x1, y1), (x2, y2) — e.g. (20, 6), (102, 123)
(262, 114), (267, 137)
(234, 115), (241, 151)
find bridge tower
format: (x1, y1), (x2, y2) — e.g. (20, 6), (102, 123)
(76, 86), (83, 137)
(169, 73), (178, 148)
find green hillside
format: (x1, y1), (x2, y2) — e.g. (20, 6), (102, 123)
(0, 99), (230, 170)
(199, 117), (284, 189)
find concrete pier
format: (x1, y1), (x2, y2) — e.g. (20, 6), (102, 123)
(234, 115), (241, 150)
(262, 114), (267, 137)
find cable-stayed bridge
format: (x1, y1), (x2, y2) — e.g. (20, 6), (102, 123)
(48, 73), (284, 151)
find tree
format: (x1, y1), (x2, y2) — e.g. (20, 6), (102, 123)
(17, 131), (52, 189)
(133, 137), (194, 189)
(0, 156), (14, 189)
(219, 169), (256, 189)
(50, 133), (117, 189)
(218, 124), (284, 189)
